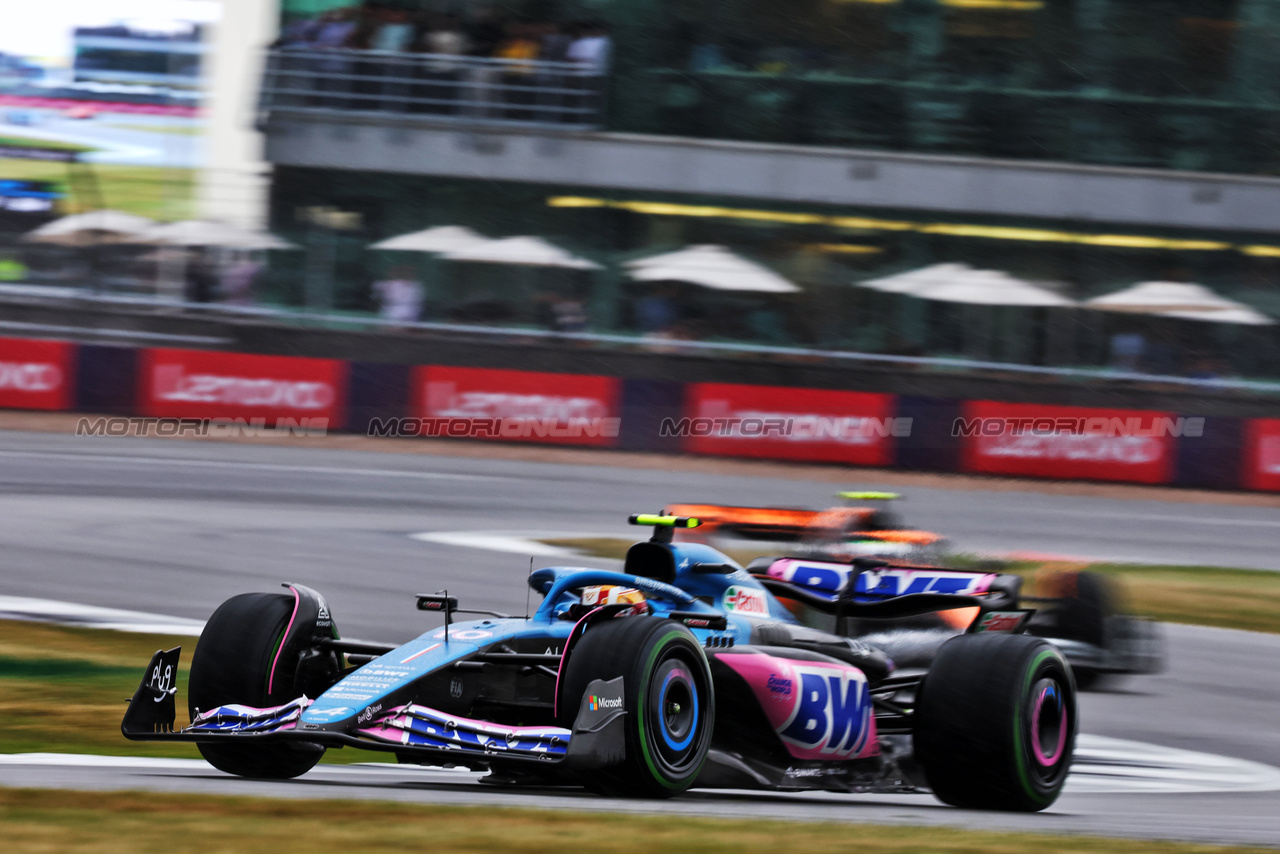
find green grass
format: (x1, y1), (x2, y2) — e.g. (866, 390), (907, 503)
(0, 157), (195, 220)
(99, 122), (202, 136)
(0, 789), (1271, 854)
(0, 620), (386, 763)
(541, 538), (1280, 634)
(0, 136), (91, 152)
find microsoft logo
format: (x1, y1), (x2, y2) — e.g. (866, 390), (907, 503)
(588, 695), (623, 711)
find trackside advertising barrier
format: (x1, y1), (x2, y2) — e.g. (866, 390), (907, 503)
(957, 401), (1181, 485)
(0, 335), (1277, 492)
(138, 348), (347, 429)
(680, 382), (899, 466)
(0, 336), (75, 411)
(1243, 419), (1280, 492)
(409, 366), (622, 447)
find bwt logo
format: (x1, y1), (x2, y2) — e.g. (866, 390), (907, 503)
(854, 569), (989, 597)
(662, 415), (911, 443)
(153, 365), (334, 410)
(0, 362), (61, 393)
(778, 666), (872, 758)
(588, 695), (622, 711)
(953, 416), (1204, 439)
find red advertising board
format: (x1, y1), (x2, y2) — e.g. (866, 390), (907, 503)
(682, 383), (898, 465)
(139, 348), (346, 428)
(0, 337), (74, 411)
(412, 366), (621, 447)
(1243, 419), (1280, 492)
(958, 401), (1178, 485)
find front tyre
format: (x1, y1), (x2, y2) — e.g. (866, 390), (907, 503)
(188, 592), (330, 779)
(559, 618), (714, 798)
(914, 633), (1076, 811)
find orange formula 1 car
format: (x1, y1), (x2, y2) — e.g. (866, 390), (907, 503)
(667, 492), (947, 565)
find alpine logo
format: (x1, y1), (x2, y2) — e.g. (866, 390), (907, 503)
(778, 665), (873, 758)
(722, 585), (769, 616)
(587, 695), (622, 711)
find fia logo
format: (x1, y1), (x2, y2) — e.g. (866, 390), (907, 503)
(450, 677), (464, 699)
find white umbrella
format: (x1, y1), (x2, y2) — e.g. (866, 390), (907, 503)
(441, 236), (601, 270)
(625, 245), (798, 293)
(860, 264), (1072, 307)
(24, 210), (154, 245)
(139, 220), (298, 250)
(371, 225), (488, 253)
(1085, 281), (1274, 325)
(860, 263), (974, 295)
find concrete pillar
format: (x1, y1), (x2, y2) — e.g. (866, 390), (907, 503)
(198, 0), (278, 227)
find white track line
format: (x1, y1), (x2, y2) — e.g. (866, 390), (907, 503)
(3, 736), (1277, 796)
(0, 450), (509, 482)
(0, 596), (204, 636)
(410, 531), (619, 558)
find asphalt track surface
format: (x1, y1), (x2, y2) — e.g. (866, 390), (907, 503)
(1, 429), (1279, 845)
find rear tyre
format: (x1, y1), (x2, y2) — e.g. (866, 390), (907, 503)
(914, 633), (1076, 811)
(1052, 571), (1115, 649)
(558, 617), (714, 798)
(188, 592), (328, 779)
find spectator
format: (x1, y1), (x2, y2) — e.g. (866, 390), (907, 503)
(423, 14), (468, 59)
(185, 250), (217, 304)
(371, 9), (414, 52)
(0, 253), (27, 282)
(467, 8), (504, 58)
(219, 256), (261, 306)
(567, 20), (612, 74)
(636, 285), (678, 333)
(539, 21), (571, 63)
(372, 265), (424, 324)
(417, 14), (469, 114)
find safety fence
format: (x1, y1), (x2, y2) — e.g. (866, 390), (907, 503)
(259, 49), (606, 128)
(0, 334), (1272, 492)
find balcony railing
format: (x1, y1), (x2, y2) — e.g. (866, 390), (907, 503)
(259, 49), (606, 129)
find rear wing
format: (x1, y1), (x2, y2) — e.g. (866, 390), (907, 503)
(749, 557), (1008, 619)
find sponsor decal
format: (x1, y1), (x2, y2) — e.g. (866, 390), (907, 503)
(412, 366), (621, 447)
(0, 338), (73, 411)
(587, 694), (623, 711)
(972, 611), (1030, 634)
(356, 703), (384, 725)
(722, 585), (769, 616)
(307, 707), (351, 719)
(1244, 419), (1280, 492)
(721, 654), (876, 760)
(959, 401), (1175, 485)
(854, 568), (993, 598)
(767, 673), (793, 699)
(139, 348), (346, 426)
(682, 383), (898, 465)
(430, 628), (494, 641)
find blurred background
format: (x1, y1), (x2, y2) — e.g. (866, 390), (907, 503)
(4, 0), (1280, 384)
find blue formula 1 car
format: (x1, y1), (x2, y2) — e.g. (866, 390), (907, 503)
(123, 515), (1077, 811)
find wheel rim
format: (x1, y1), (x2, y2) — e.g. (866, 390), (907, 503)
(646, 654), (703, 772)
(1029, 676), (1068, 770)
